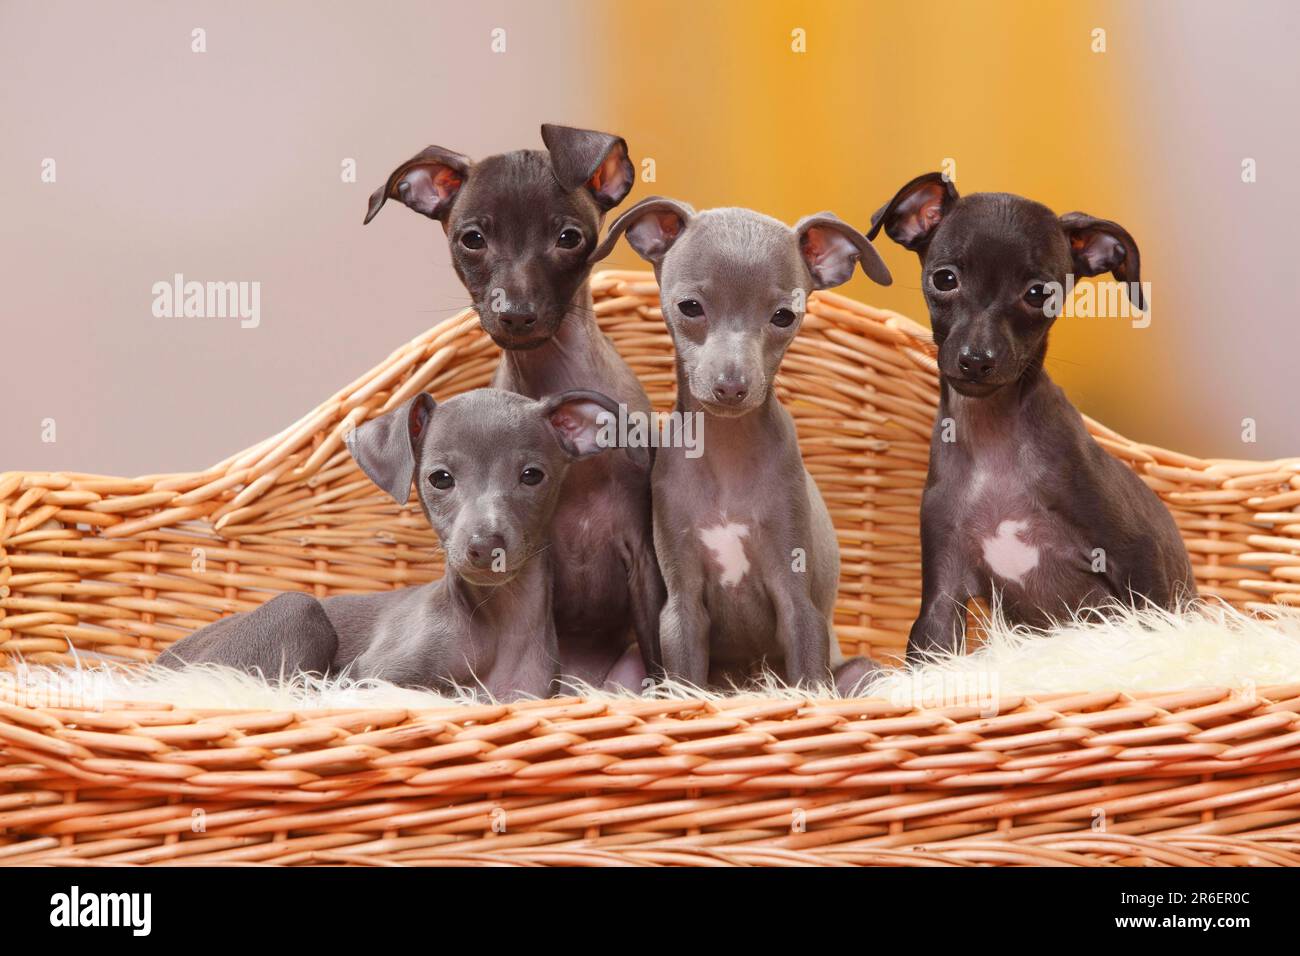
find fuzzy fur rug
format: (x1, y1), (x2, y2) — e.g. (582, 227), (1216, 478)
(5, 601), (1300, 712)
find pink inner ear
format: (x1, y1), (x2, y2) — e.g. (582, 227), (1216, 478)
(588, 144), (628, 196)
(896, 183), (946, 241)
(1070, 230), (1125, 273)
(549, 407), (585, 446)
(548, 401), (611, 456)
(657, 211), (682, 239)
(801, 227), (834, 263)
(625, 209), (684, 260)
(432, 166), (463, 199)
(408, 401), (430, 441)
(800, 225), (856, 285)
(642, 211), (683, 241)
(397, 165), (462, 214)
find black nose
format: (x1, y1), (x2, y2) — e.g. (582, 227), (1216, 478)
(712, 378), (749, 404)
(498, 311), (538, 334)
(466, 533), (507, 570)
(957, 347), (998, 381)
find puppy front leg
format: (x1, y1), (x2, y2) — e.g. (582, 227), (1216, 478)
(906, 596), (969, 665)
(905, 493), (974, 665)
(906, 537), (973, 664)
(540, 612), (562, 699)
(775, 592), (833, 688)
(622, 535), (666, 682)
(508, 623), (561, 701)
(659, 589), (710, 689)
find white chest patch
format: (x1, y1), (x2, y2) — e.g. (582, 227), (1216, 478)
(981, 518), (1039, 584)
(699, 523), (751, 586)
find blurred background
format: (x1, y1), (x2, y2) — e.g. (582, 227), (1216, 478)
(2, 0), (1297, 475)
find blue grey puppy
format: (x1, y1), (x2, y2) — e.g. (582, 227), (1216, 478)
(592, 198), (891, 693)
(157, 388), (623, 701)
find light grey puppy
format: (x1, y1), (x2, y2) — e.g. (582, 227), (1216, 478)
(157, 387), (622, 701)
(591, 198), (892, 693)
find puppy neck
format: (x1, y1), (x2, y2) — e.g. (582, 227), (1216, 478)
(499, 281), (600, 393)
(943, 361), (1050, 448)
(443, 549), (552, 621)
(673, 367), (781, 433)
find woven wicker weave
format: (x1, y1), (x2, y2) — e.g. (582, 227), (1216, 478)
(2, 270), (1300, 866)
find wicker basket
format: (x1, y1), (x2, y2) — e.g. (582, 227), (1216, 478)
(3, 270), (1300, 866)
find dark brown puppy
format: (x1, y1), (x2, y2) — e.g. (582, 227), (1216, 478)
(869, 174), (1195, 664)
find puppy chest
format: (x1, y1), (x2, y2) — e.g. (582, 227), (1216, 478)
(687, 519), (783, 658)
(550, 511), (630, 605)
(554, 480), (629, 554)
(978, 517), (1043, 585)
(681, 507), (807, 596)
(952, 469), (1080, 588)
(697, 521), (757, 588)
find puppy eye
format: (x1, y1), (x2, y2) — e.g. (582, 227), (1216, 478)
(460, 230), (486, 250)
(931, 269), (959, 292)
(556, 228), (583, 250)
(771, 308), (796, 328)
(1024, 284), (1050, 309)
(429, 470), (455, 490)
(678, 299), (704, 318)
(520, 467), (545, 486)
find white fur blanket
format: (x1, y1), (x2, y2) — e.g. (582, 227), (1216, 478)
(5, 601), (1299, 712)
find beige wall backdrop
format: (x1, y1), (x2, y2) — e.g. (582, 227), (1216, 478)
(1, 0), (595, 475)
(2, 0), (1298, 476)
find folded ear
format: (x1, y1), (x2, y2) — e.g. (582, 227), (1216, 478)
(541, 124), (635, 212)
(345, 393), (435, 503)
(589, 196), (694, 266)
(541, 388), (646, 467)
(1060, 212), (1144, 309)
(795, 212), (893, 288)
(867, 172), (959, 255)
(364, 146), (473, 225)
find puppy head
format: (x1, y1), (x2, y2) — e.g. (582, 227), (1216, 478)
(346, 388), (619, 586)
(365, 125), (635, 350)
(870, 172), (1142, 397)
(592, 199), (890, 416)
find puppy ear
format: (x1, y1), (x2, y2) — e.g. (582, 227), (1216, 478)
(795, 212), (893, 288)
(1060, 213), (1144, 309)
(589, 196), (693, 266)
(364, 146), (472, 225)
(541, 388), (645, 467)
(867, 172), (959, 255)
(345, 393), (436, 504)
(541, 124), (635, 212)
